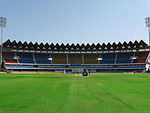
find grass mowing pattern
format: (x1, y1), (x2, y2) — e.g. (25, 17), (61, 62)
(0, 73), (150, 113)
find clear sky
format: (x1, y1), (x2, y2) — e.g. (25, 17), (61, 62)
(0, 0), (150, 44)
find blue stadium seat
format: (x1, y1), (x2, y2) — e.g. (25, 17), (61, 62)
(116, 52), (134, 64)
(100, 53), (116, 64)
(34, 53), (51, 64)
(16, 53), (34, 64)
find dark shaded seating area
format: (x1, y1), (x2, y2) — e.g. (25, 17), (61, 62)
(100, 53), (116, 64)
(34, 53), (51, 64)
(116, 52), (134, 64)
(133, 51), (149, 63)
(3, 52), (18, 63)
(16, 53), (34, 64)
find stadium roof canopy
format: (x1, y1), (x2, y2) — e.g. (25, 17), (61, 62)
(2, 39), (149, 51)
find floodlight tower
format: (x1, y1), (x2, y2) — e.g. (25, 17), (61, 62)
(0, 17), (7, 70)
(145, 17), (150, 45)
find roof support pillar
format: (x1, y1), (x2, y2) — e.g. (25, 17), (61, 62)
(82, 54), (84, 64)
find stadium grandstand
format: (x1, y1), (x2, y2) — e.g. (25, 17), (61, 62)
(0, 39), (150, 73)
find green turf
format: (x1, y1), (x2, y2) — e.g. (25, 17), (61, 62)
(0, 73), (150, 113)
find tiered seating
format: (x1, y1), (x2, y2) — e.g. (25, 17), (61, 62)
(34, 53), (51, 64)
(116, 52), (134, 64)
(52, 54), (67, 64)
(100, 53), (116, 64)
(3, 52), (18, 63)
(84, 54), (99, 64)
(133, 51), (149, 63)
(3, 51), (149, 66)
(68, 54), (82, 64)
(16, 53), (34, 63)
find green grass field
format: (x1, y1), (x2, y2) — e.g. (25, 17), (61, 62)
(0, 73), (150, 113)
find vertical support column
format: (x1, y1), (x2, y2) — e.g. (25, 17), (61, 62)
(82, 54), (84, 64)
(15, 53), (19, 63)
(146, 52), (150, 63)
(114, 53), (117, 64)
(32, 53), (36, 64)
(99, 54), (101, 64)
(131, 52), (135, 63)
(66, 54), (68, 64)
(49, 54), (52, 64)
